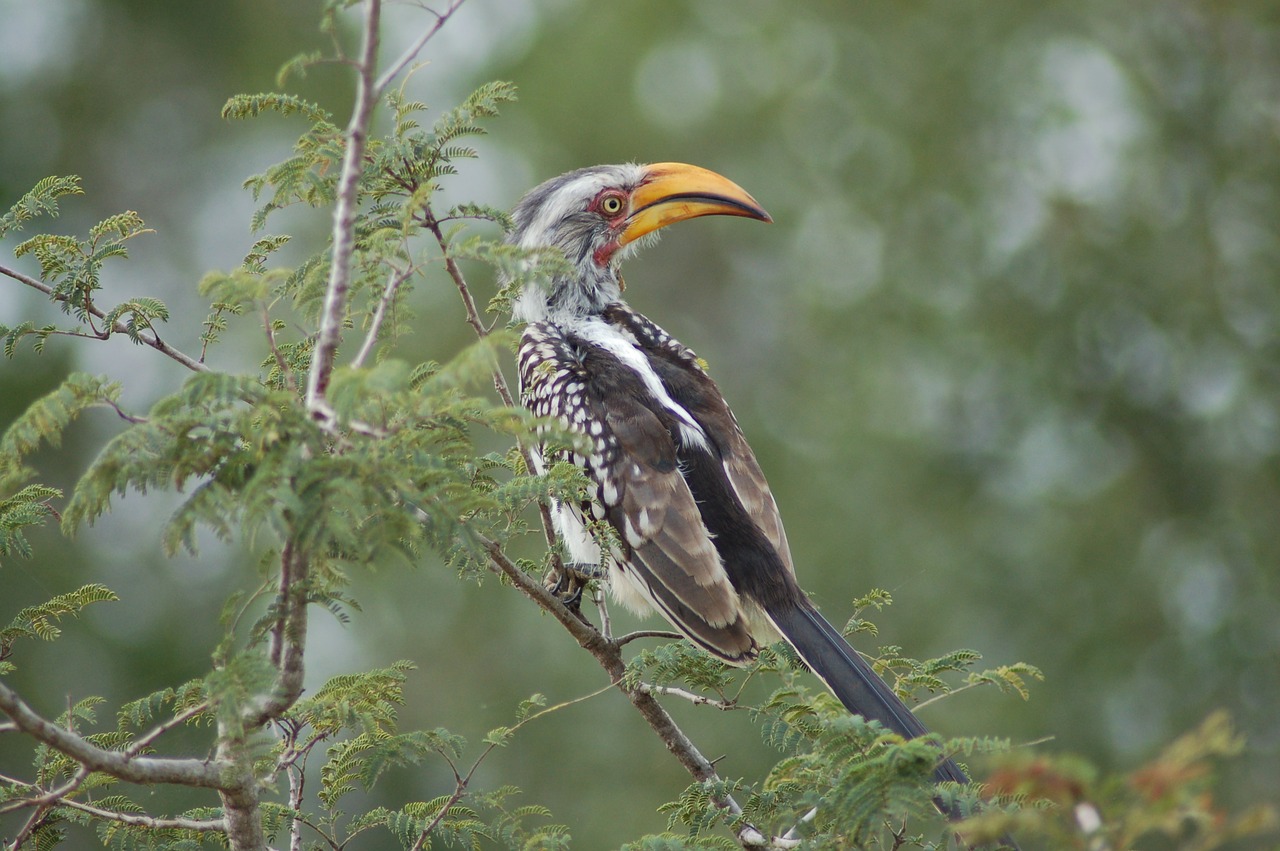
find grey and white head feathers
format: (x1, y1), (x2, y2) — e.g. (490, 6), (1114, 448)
(508, 164), (647, 324)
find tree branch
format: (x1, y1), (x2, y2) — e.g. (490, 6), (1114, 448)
(305, 0), (383, 418)
(0, 768), (226, 832)
(216, 771), (267, 851)
(479, 541), (726, 785)
(206, 408), (310, 851)
(251, 540), (309, 728)
(4, 764), (91, 849)
(0, 680), (224, 788)
(262, 303), (297, 393)
(57, 799), (226, 833)
(287, 762), (306, 851)
(0, 262), (208, 373)
(0, 764), (89, 816)
(481, 541), (815, 849)
(426, 218), (492, 341)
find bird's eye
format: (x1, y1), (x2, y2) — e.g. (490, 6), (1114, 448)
(599, 194), (625, 216)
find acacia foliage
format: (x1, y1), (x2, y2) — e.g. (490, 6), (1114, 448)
(0, 3), (1275, 850)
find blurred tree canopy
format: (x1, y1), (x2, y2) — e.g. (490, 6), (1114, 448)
(2, 1), (1278, 848)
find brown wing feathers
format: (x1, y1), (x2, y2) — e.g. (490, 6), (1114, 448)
(519, 321), (757, 662)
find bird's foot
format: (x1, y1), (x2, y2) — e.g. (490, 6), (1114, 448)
(544, 561), (603, 612)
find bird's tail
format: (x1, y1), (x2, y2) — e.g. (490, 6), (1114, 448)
(765, 601), (968, 784)
(765, 602), (1022, 849)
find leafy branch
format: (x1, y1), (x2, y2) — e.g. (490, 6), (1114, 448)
(0, 179), (204, 371)
(2, 2), (1274, 850)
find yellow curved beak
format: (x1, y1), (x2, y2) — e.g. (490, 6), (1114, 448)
(619, 162), (772, 246)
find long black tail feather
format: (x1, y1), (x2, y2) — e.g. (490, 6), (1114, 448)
(765, 601), (969, 787)
(766, 601), (1020, 849)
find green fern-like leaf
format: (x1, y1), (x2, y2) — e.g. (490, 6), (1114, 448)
(391, 797), (487, 848)
(657, 778), (742, 838)
(241, 234), (292, 273)
(476, 786), (571, 851)
(290, 660), (415, 740)
(320, 728), (465, 809)
(446, 202), (513, 230)
(11, 210), (152, 335)
(965, 663), (1045, 701)
(276, 50), (325, 85)
(0, 483), (61, 564)
(102, 297), (170, 343)
(0, 175), (84, 238)
(1, 584), (119, 658)
(117, 679), (209, 733)
(625, 642), (736, 695)
(89, 210), (148, 243)
(221, 92), (332, 124)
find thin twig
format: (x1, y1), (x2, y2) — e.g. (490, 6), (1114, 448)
(59, 798), (226, 833)
(0, 766), (225, 840)
(125, 701), (210, 759)
(36, 764), (91, 809)
(102, 396), (146, 425)
(736, 826), (802, 849)
(424, 216), (566, 568)
(780, 807), (818, 841)
(425, 217), (492, 341)
(409, 681), (615, 851)
(263, 303), (297, 393)
(479, 542), (738, 793)
(637, 683), (739, 711)
(0, 762), (242, 846)
(0, 773), (226, 833)
(614, 629), (684, 647)
(408, 779), (466, 851)
(351, 261), (417, 368)
(594, 583), (612, 638)
(373, 0), (468, 97)
(0, 262), (207, 373)
(293, 813), (343, 851)
(3, 763), (90, 851)
(482, 526), (808, 849)
(913, 681), (980, 712)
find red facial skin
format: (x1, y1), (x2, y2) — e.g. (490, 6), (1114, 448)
(589, 188), (630, 267)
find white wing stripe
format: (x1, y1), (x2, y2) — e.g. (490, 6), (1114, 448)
(571, 317), (712, 453)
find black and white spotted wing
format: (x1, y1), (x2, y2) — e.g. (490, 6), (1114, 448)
(518, 319), (757, 662)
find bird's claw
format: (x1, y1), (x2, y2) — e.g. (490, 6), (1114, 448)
(544, 561), (602, 611)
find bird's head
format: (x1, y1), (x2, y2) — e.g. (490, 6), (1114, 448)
(508, 162), (770, 323)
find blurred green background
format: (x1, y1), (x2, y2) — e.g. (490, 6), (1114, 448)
(2, 1), (1278, 847)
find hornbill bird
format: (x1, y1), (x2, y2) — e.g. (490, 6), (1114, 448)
(510, 162), (1001, 837)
